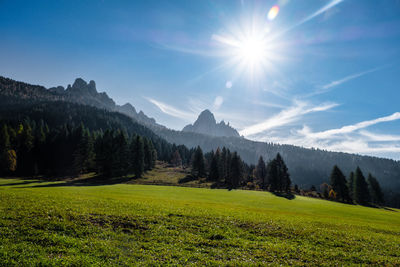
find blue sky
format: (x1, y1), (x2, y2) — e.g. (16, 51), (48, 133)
(1, 0), (400, 159)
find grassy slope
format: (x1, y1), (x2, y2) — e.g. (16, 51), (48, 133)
(0, 177), (399, 266)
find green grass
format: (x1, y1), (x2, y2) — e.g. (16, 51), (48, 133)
(0, 177), (399, 266)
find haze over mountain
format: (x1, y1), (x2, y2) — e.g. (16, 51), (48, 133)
(182, 109), (240, 138)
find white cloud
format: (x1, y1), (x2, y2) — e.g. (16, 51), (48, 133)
(359, 130), (400, 142)
(321, 67), (382, 90)
(252, 100), (286, 109)
(251, 112), (400, 159)
(299, 0), (344, 25)
(272, 0), (345, 39)
(300, 112), (400, 139)
(240, 101), (338, 136)
(146, 97), (195, 121)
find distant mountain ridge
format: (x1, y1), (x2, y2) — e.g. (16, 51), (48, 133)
(0, 76), (161, 128)
(182, 109), (240, 138)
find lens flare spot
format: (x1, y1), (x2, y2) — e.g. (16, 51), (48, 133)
(267, 5), (280, 21)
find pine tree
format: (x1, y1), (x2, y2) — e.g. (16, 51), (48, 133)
(368, 174), (384, 205)
(130, 135), (144, 178)
(220, 147), (227, 182)
(353, 167), (370, 205)
(143, 138), (154, 171)
(277, 153), (291, 192)
(267, 153), (291, 192)
(228, 152), (242, 189)
(17, 123), (34, 175)
(255, 156), (266, 189)
(208, 150), (220, 181)
(113, 131), (129, 176)
(266, 159), (278, 191)
(330, 165), (350, 202)
(151, 148), (157, 169)
(348, 171), (355, 201)
(33, 125), (46, 174)
(191, 146), (205, 178)
(95, 130), (114, 177)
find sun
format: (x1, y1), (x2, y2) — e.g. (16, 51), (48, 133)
(212, 14), (282, 82)
(237, 35), (268, 66)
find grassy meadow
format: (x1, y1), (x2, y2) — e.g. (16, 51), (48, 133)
(0, 175), (399, 266)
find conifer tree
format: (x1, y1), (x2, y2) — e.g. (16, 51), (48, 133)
(95, 130), (112, 177)
(113, 131), (129, 176)
(228, 152), (242, 189)
(220, 147), (227, 181)
(149, 140), (156, 169)
(266, 154), (291, 192)
(330, 165), (350, 202)
(266, 159), (278, 191)
(368, 174), (384, 205)
(143, 138), (154, 171)
(353, 167), (370, 205)
(130, 135), (144, 178)
(33, 125), (46, 174)
(191, 146), (205, 178)
(255, 156), (266, 189)
(208, 150), (220, 181)
(348, 171), (355, 201)
(17, 123), (34, 175)
(276, 153), (291, 192)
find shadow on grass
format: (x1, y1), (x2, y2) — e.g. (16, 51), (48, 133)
(272, 192), (296, 200)
(0, 178), (50, 187)
(383, 207), (398, 212)
(178, 175), (197, 184)
(16, 175), (137, 188)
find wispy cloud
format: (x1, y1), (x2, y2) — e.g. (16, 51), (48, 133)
(253, 112), (400, 159)
(359, 130), (400, 142)
(240, 101), (338, 136)
(272, 0), (345, 39)
(298, 0), (344, 26)
(321, 67), (382, 90)
(252, 100), (286, 109)
(146, 97), (195, 121)
(255, 124), (400, 159)
(300, 112), (400, 139)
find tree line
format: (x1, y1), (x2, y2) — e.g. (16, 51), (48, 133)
(171, 146), (291, 191)
(324, 165), (384, 206)
(176, 146), (384, 206)
(0, 122), (157, 178)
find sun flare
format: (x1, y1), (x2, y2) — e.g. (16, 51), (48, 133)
(212, 9), (284, 82)
(237, 36), (268, 65)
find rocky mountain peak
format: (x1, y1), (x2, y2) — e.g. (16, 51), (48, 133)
(72, 78), (87, 89)
(182, 109), (240, 138)
(195, 109), (216, 126)
(88, 80), (97, 92)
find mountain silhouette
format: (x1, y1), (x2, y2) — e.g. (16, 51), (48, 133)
(182, 109), (240, 137)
